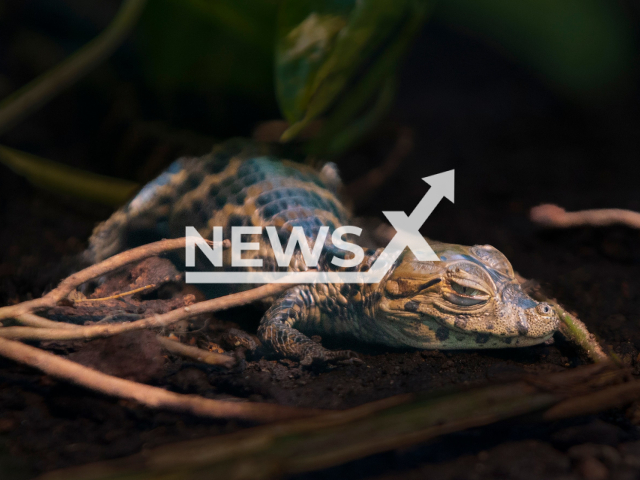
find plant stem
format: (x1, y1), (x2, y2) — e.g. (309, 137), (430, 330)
(0, 0), (147, 135)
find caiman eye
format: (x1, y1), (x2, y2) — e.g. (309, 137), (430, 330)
(451, 282), (480, 296)
(445, 282), (489, 306)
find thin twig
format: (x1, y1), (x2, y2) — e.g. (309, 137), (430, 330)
(0, 283), (293, 341)
(0, 238), (303, 424)
(531, 204), (640, 229)
(15, 313), (81, 330)
(0, 336), (320, 422)
(0, 0), (148, 135)
(157, 336), (236, 368)
(76, 284), (156, 303)
(0, 237), (227, 321)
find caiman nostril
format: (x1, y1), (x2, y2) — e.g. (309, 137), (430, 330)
(536, 303), (553, 316)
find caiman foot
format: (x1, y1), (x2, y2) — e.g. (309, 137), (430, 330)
(223, 328), (264, 363)
(258, 286), (364, 367)
(299, 345), (362, 366)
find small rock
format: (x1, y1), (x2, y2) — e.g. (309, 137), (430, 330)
(484, 441), (571, 478)
(568, 443), (621, 468)
(575, 457), (608, 480)
(278, 358), (297, 368)
(619, 441), (640, 468)
(552, 420), (625, 448)
(0, 417), (17, 433)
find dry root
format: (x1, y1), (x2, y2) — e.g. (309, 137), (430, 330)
(0, 237), (316, 423)
(531, 204), (640, 229)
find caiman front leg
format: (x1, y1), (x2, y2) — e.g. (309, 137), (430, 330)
(257, 286), (357, 366)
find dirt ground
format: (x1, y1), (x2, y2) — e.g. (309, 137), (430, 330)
(2, 15), (640, 480)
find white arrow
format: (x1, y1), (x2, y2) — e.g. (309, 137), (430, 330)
(408, 170), (455, 225)
(369, 169), (455, 272)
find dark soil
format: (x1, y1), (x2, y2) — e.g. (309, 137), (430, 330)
(2, 7), (640, 480)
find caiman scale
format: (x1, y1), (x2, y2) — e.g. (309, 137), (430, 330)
(85, 139), (559, 365)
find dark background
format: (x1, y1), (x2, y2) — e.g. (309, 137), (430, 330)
(1, 1), (640, 478)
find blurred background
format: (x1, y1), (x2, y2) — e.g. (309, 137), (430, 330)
(1, 0), (639, 301)
(2, 2), (640, 476)
(0, 0), (638, 190)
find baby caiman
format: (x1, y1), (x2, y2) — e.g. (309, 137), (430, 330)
(85, 139), (559, 365)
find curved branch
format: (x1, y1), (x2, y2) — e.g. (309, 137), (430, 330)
(157, 336), (236, 368)
(0, 336), (320, 422)
(0, 237), (227, 321)
(0, 282), (293, 341)
(531, 204), (640, 229)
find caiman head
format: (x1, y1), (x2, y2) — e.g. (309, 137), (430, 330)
(375, 242), (559, 349)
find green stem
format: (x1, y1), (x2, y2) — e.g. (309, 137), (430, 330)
(553, 303), (610, 363)
(0, 0), (147, 136)
(0, 145), (139, 206)
(517, 274), (609, 363)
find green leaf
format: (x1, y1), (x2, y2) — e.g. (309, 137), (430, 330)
(0, 146), (139, 206)
(435, 0), (634, 99)
(313, 74), (397, 155)
(276, 0), (430, 146)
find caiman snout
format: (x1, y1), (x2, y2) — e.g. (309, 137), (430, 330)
(522, 301), (559, 338)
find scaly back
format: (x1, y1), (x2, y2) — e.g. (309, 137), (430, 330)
(85, 139), (350, 268)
